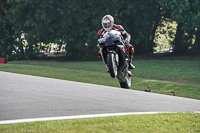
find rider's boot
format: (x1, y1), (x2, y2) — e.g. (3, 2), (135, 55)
(125, 44), (135, 70)
(129, 57), (135, 70)
(127, 57), (135, 77)
(128, 70), (132, 77)
(129, 62), (135, 69)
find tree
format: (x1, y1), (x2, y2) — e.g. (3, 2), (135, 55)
(7, 0), (103, 60)
(114, 0), (162, 54)
(0, 0), (15, 59)
(5, 0), (199, 60)
(8, 0), (65, 59)
(194, 28), (200, 50)
(159, 0), (200, 54)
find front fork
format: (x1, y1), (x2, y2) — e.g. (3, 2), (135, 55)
(100, 47), (119, 70)
(100, 46), (129, 72)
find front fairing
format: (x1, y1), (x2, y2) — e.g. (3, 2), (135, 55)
(99, 30), (128, 72)
(99, 30), (123, 47)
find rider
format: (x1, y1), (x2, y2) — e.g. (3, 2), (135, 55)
(97, 15), (135, 70)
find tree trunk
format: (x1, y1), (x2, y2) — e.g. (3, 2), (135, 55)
(194, 28), (200, 50)
(174, 23), (184, 55)
(19, 38), (25, 59)
(148, 22), (158, 53)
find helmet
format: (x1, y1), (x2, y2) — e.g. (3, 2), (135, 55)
(102, 15), (114, 31)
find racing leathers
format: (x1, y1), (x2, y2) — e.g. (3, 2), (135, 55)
(97, 24), (135, 70)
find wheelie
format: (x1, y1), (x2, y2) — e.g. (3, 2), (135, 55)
(97, 15), (135, 89)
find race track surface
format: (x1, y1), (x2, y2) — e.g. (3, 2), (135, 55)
(0, 71), (200, 121)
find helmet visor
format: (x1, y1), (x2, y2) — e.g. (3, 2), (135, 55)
(102, 19), (112, 29)
(103, 22), (111, 28)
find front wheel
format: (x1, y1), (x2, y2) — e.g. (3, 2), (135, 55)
(107, 53), (118, 78)
(119, 72), (131, 89)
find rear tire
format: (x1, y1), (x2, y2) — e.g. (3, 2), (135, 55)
(119, 72), (131, 89)
(108, 53), (118, 78)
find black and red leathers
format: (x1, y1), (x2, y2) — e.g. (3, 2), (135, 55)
(97, 24), (134, 60)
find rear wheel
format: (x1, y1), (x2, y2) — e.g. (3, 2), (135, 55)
(119, 72), (131, 89)
(108, 53), (118, 78)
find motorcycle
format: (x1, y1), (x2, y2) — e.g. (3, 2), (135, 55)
(98, 30), (132, 89)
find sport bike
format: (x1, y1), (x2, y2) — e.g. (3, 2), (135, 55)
(98, 30), (131, 89)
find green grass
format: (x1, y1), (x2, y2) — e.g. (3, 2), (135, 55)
(0, 113), (199, 133)
(0, 60), (199, 100)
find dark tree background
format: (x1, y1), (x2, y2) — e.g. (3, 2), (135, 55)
(0, 0), (200, 60)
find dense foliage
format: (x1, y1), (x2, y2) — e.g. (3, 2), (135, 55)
(159, 0), (200, 54)
(0, 0), (200, 60)
(0, 0), (15, 58)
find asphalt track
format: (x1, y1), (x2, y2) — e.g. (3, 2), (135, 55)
(0, 71), (200, 123)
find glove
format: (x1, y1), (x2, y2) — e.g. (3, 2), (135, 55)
(125, 39), (129, 45)
(97, 43), (100, 48)
(97, 38), (104, 48)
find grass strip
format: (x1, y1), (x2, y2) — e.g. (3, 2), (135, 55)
(0, 112), (199, 133)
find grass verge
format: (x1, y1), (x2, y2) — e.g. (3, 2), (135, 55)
(0, 112), (199, 133)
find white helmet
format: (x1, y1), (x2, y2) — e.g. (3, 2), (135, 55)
(102, 15), (114, 31)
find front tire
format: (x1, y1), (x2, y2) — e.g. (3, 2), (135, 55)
(108, 53), (118, 78)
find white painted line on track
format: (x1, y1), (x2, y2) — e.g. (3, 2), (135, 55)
(0, 112), (175, 125)
(1, 111), (199, 125)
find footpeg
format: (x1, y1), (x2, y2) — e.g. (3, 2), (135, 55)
(128, 71), (132, 77)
